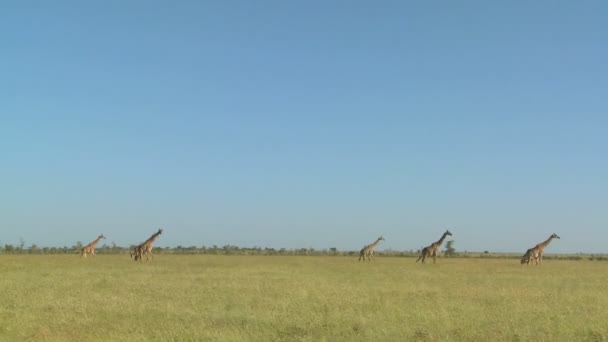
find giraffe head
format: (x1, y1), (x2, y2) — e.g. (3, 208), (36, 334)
(445, 230), (452, 236)
(99, 234), (106, 239)
(521, 249), (532, 264)
(551, 233), (560, 239)
(157, 228), (163, 235)
(378, 236), (385, 241)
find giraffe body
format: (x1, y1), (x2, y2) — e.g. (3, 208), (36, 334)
(80, 234), (105, 258)
(358, 236), (384, 262)
(416, 230), (452, 264)
(134, 229), (163, 261)
(522, 233), (560, 265)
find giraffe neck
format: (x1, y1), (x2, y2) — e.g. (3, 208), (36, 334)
(435, 232), (449, 246)
(369, 238), (382, 249)
(539, 236), (555, 248)
(90, 236), (103, 247)
(145, 232), (161, 245)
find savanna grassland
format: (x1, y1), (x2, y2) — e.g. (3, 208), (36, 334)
(1, 255), (607, 341)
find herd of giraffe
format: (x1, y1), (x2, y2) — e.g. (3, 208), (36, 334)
(80, 228), (559, 265)
(358, 230), (561, 265)
(80, 229), (163, 261)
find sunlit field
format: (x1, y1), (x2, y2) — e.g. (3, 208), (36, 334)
(1, 255), (606, 341)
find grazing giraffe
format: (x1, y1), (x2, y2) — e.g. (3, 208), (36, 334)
(416, 230), (452, 264)
(358, 236), (385, 262)
(523, 233), (560, 265)
(80, 234), (105, 258)
(134, 228), (163, 261)
(521, 248), (536, 265)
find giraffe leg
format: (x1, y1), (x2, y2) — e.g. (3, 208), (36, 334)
(416, 249), (425, 263)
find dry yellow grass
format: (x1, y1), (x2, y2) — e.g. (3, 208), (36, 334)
(0, 255), (606, 341)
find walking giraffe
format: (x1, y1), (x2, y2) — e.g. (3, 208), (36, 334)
(80, 234), (105, 258)
(521, 233), (560, 265)
(416, 230), (452, 264)
(134, 228), (163, 261)
(358, 236), (385, 261)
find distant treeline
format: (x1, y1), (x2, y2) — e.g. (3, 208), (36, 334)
(0, 242), (606, 261)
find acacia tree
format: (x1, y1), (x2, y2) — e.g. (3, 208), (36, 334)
(444, 240), (456, 257)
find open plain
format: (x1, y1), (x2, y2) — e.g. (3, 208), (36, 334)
(1, 255), (607, 341)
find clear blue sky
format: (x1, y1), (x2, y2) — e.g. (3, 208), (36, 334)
(2, 1), (607, 253)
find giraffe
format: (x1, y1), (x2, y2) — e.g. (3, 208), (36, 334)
(134, 228), (163, 261)
(80, 234), (105, 258)
(520, 248), (536, 265)
(416, 230), (453, 264)
(523, 233), (560, 265)
(358, 236), (385, 262)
